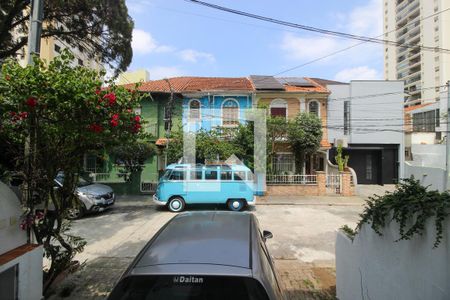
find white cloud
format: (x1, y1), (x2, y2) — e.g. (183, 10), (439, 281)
(279, 0), (382, 65)
(132, 29), (174, 55)
(281, 33), (341, 61)
(179, 49), (215, 63)
(334, 66), (381, 82)
(347, 0), (382, 36)
(126, 0), (152, 15)
(147, 66), (185, 80)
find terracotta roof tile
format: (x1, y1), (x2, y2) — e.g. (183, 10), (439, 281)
(320, 140), (332, 149)
(123, 77), (252, 93)
(404, 103), (432, 112)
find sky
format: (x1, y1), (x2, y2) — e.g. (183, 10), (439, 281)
(125, 0), (383, 82)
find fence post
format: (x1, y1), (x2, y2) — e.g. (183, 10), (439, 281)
(316, 171), (326, 195)
(340, 171), (353, 196)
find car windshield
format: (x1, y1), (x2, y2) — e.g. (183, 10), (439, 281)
(55, 173), (92, 187)
(108, 275), (269, 300)
(161, 169), (171, 181)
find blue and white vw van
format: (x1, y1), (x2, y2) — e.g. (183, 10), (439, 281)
(153, 164), (256, 212)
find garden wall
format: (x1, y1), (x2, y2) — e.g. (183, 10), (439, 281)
(336, 217), (450, 300)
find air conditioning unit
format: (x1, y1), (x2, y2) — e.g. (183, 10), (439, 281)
(334, 137), (348, 148)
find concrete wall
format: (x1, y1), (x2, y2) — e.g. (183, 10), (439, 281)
(0, 246), (43, 300)
(411, 144), (446, 168)
(405, 162), (447, 192)
(0, 182), (26, 255)
(336, 216), (450, 300)
(411, 132), (437, 145)
(0, 182), (43, 300)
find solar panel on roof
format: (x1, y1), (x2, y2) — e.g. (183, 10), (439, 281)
(277, 77), (316, 87)
(249, 75), (284, 90)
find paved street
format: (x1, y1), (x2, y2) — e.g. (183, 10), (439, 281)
(48, 197), (366, 299)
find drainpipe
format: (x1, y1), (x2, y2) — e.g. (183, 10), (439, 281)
(446, 81), (450, 191)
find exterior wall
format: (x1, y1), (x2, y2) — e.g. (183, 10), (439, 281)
(0, 182), (43, 300)
(0, 182), (26, 254)
(265, 184), (319, 196)
(255, 93), (329, 150)
(182, 94), (252, 131)
(91, 93), (184, 194)
(18, 35), (103, 72)
(118, 69), (150, 85)
(0, 245), (43, 300)
(411, 144), (446, 167)
(336, 217), (450, 300)
(384, 0), (450, 105)
(264, 172), (353, 196)
(405, 162), (446, 192)
(327, 81), (405, 180)
(411, 132), (437, 145)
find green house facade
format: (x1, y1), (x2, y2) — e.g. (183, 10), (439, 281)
(84, 91), (182, 195)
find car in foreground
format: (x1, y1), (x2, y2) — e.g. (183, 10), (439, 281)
(108, 211), (285, 300)
(54, 172), (115, 219)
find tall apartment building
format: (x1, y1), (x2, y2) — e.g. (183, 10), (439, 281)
(16, 36), (104, 72)
(384, 0), (450, 106)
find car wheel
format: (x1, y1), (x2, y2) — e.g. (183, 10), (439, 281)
(67, 203), (85, 220)
(227, 199), (245, 211)
(168, 197), (185, 212)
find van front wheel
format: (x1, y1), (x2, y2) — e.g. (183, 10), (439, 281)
(227, 199), (245, 212)
(168, 197), (185, 212)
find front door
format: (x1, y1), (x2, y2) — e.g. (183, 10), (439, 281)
(347, 150), (381, 184)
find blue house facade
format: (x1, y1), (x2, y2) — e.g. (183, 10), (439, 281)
(182, 94), (253, 132)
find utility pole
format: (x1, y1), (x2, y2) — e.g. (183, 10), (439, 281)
(27, 0), (44, 65)
(446, 81), (450, 191)
(25, 0), (44, 243)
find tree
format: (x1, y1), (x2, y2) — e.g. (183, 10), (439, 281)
(0, 0), (133, 74)
(287, 112), (322, 174)
(0, 51), (145, 292)
(110, 142), (157, 181)
(165, 128), (244, 165)
(266, 116), (288, 174)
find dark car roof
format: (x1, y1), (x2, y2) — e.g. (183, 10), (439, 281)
(135, 211), (252, 269)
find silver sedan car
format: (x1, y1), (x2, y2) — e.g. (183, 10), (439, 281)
(54, 172), (115, 219)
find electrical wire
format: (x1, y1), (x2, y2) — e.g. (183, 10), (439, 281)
(186, 0), (450, 54)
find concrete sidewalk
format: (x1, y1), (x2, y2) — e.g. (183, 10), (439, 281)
(115, 194), (366, 206)
(257, 195), (365, 206)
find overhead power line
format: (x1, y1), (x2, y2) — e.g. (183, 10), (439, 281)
(186, 0), (450, 54)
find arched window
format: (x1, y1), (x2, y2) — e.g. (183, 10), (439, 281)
(188, 99), (200, 122)
(308, 100), (320, 117)
(270, 99), (288, 119)
(222, 99), (239, 127)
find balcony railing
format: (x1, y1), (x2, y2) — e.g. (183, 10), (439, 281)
(266, 174), (317, 185)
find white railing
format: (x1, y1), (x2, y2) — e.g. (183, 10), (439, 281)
(90, 173), (111, 182)
(266, 174), (317, 185)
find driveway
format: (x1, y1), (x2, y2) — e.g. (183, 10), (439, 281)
(48, 198), (364, 299)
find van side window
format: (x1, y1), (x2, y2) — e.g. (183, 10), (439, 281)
(190, 170), (203, 180)
(205, 169), (218, 180)
(221, 171), (232, 180)
(234, 171), (246, 181)
(169, 170), (185, 181)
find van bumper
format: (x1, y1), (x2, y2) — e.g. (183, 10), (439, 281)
(152, 194), (166, 206)
(247, 196), (256, 206)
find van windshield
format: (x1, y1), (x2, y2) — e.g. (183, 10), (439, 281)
(108, 275), (269, 300)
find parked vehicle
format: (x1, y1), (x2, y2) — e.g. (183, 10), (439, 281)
(54, 172), (115, 219)
(108, 211), (285, 300)
(153, 163), (255, 212)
